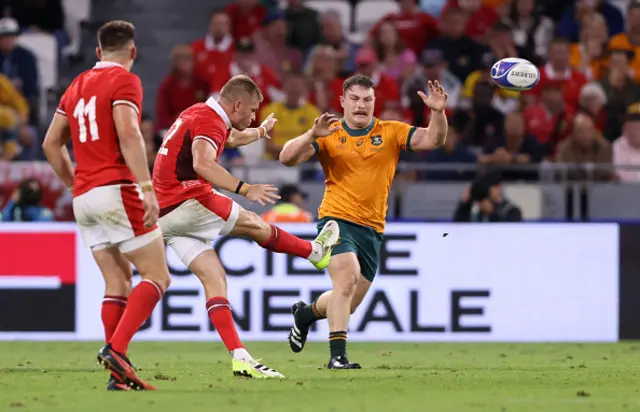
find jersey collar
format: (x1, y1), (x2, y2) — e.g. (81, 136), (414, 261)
(341, 118), (375, 137)
(205, 97), (232, 130)
(94, 61), (125, 69)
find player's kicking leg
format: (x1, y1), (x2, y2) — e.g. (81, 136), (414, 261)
(289, 252), (368, 368)
(228, 208), (339, 270)
(92, 246), (133, 391)
(97, 234), (171, 390)
(185, 246), (284, 379)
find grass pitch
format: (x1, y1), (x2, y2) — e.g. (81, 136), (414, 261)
(0, 342), (639, 411)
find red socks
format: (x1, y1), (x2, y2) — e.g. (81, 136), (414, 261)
(259, 225), (312, 258)
(109, 280), (163, 354)
(207, 297), (243, 352)
(101, 295), (127, 342)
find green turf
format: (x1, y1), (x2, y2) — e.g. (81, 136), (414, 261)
(0, 342), (640, 411)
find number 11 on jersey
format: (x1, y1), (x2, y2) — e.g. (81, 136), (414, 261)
(158, 118), (183, 156)
(73, 96), (100, 143)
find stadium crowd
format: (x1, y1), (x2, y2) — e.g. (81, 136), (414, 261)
(4, 0), (640, 186)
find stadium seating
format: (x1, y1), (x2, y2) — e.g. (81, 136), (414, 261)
(17, 33), (58, 122)
(306, 0), (352, 32)
(354, 0), (399, 33)
(61, 0), (92, 56)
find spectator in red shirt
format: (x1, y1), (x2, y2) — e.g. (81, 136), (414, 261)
(305, 45), (343, 113)
(155, 45), (210, 133)
(528, 37), (587, 110)
(210, 37), (282, 107)
(254, 13), (303, 81)
(225, 0), (266, 40)
(443, 0), (498, 40)
(328, 46), (401, 117)
(524, 80), (575, 157)
(190, 9), (234, 81)
(370, 0), (439, 55)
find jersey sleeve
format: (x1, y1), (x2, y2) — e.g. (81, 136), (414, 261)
(193, 119), (228, 152)
(392, 121), (417, 152)
(112, 73), (143, 116)
(56, 88), (69, 116)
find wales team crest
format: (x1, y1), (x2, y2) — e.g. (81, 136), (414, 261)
(371, 135), (382, 146)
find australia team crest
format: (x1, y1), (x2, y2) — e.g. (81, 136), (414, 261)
(371, 135), (382, 146)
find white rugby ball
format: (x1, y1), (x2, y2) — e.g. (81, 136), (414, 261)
(490, 58), (540, 91)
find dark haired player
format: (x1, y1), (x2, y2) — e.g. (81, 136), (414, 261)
(280, 75), (449, 369)
(43, 20), (169, 391)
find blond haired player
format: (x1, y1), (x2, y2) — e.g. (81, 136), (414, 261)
(279, 75), (448, 369)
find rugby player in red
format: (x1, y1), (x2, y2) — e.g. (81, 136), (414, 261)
(153, 75), (340, 378)
(42, 21), (170, 391)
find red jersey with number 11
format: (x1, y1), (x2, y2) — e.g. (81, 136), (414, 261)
(57, 61), (143, 197)
(152, 97), (232, 210)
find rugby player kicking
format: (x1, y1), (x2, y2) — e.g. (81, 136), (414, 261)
(152, 75), (340, 379)
(280, 75), (448, 369)
(43, 21), (169, 390)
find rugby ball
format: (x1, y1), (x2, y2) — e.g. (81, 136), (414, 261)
(490, 58), (540, 91)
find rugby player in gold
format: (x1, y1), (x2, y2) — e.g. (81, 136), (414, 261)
(279, 74), (448, 369)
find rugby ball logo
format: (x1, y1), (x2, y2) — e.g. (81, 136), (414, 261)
(490, 58), (540, 91)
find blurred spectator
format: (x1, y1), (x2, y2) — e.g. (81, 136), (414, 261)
(8, 0), (66, 47)
(578, 82), (607, 132)
(452, 80), (504, 149)
(403, 48), (461, 111)
(371, 21), (417, 83)
(191, 9), (234, 81)
(224, 0), (266, 40)
(569, 13), (609, 81)
(556, 112), (612, 181)
(255, 13), (303, 80)
(529, 37), (587, 110)
(305, 45), (342, 113)
(371, 0), (439, 55)
(335, 46), (400, 117)
(141, 115), (159, 173)
(602, 62), (640, 141)
(608, 2), (640, 84)
(0, 72), (28, 160)
(442, 0), (498, 40)
(428, 7), (486, 82)
(461, 52), (519, 114)
(556, 0), (624, 43)
(424, 124), (477, 181)
(259, 72), (318, 160)
(480, 111), (542, 180)
(284, 0), (320, 53)
(319, 10), (358, 74)
(613, 103), (640, 182)
(262, 184), (313, 223)
(502, 0), (554, 63)
(0, 18), (39, 126)
(524, 81), (575, 157)
(210, 37), (282, 106)
(485, 22), (521, 60)
(156, 45), (210, 133)
(453, 172), (523, 222)
(1, 178), (53, 222)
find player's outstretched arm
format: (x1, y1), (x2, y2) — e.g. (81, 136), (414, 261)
(42, 113), (74, 190)
(408, 80), (449, 151)
(193, 140), (280, 205)
(226, 113), (278, 148)
(279, 113), (339, 166)
(113, 105), (153, 185)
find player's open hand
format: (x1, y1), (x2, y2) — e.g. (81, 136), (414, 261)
(311, 113), (340, 138)
(418, 81), (448, 113)
(260, 112), (278, 138)
(245, 184), (281, 206)
(142, 191), (160, 228)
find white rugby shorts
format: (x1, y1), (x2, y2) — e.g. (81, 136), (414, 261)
(73, 183), (161, 253)
(158, 190), (240, 267)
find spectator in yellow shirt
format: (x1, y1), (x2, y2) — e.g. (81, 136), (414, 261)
(0, 73), (29, 160)
(608, 2), (640, 84)
(259, 72), (319, 159)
